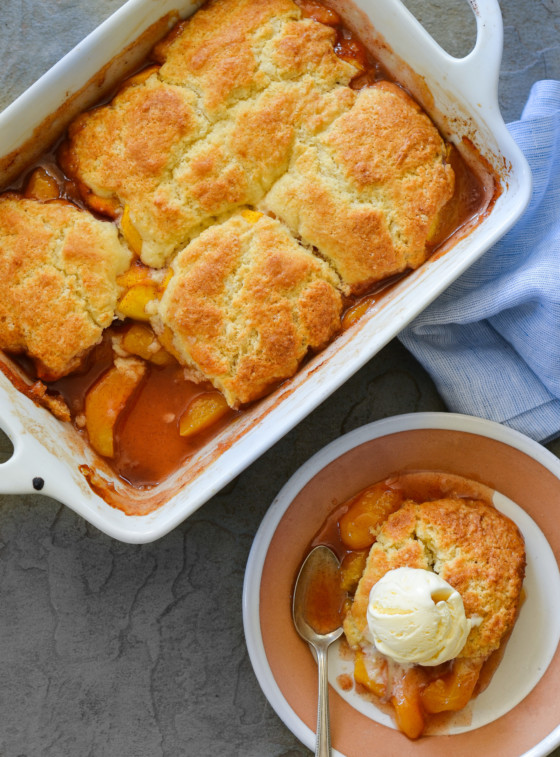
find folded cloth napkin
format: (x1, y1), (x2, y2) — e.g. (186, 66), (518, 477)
(399, 79), (560, 444)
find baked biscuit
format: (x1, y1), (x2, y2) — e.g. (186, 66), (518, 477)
(0, 196), (131, 380)
(155, 212), (343, 407)
(154, 0), (357, 119)
(60, 71), (208, 267)
(60, 0), (360, 267)
(151, 80), (355, 257)
(262, 81), (455, 294)
(343, 497), (526, 661)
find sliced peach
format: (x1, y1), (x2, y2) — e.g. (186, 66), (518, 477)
(339, 550), (368, 593)
(341, 295), (375, 330)
(120, 205), (143, 255)
(85, 360), (146, 458)
(117, 282), (159, 321)
(85, 191), (121, 219)
(121, 323), (175, 366)
(157, 326), (184, 363)
(298, 1), (341, 26)
(240, 208), (263, 224)
(159, 268), (174, 291)
(116, 260), (152, 289)
(179, 391), (230, 438)
(339, 487), (404, 550)
(420, 659), (482, 714)
(24, 167), (60, 201)
(353, 650), (386, 698)
(117, 261), (171, 320)
(335, 37), (368, 71)
(391, 668), (426, 740)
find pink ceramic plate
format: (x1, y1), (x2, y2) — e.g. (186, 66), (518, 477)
(243, 413), (560, 757)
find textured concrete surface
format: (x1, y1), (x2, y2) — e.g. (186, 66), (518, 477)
(0, 1), (559, 756)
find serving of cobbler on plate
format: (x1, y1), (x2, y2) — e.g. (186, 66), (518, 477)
(333, 471), (526, 739)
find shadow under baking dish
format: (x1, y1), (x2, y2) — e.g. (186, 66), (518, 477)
(242, 413), (560, 757)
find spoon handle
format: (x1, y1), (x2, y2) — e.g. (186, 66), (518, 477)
(315, 644), (332, 757)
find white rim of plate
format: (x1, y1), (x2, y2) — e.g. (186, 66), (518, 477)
(242, 412), (560, 757)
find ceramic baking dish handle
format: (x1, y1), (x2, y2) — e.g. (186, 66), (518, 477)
(389, 0), (504, 118)
(452, 0), (504, 111)
(0, 415), (52, 495)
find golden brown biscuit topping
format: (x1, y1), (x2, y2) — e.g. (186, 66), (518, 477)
(0, 196), (131, 380)
(344, 496), (526, 661)
(156, 213), (343, 407)
(263, 82), (455, 294)
(0, 0), (488, 491)
(61, 0), (453, 286)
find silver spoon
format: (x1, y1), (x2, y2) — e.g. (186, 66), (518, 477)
(292, 545), (344, 757)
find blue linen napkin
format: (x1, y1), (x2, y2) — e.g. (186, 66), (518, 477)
(399, 80), (560, 444)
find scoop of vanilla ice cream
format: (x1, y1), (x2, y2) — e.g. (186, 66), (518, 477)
(366, 567), (472, 666)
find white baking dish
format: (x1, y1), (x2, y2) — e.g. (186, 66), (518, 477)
(0, 0), (531, 542)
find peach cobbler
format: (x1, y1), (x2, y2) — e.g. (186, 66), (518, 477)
(0, 0), (488, 495)
(310, 471), (526, 739)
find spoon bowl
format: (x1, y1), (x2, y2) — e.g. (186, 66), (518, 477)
(292, 545), (344, 757)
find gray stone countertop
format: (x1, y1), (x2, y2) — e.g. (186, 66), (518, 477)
(0, 1), (559, 755)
